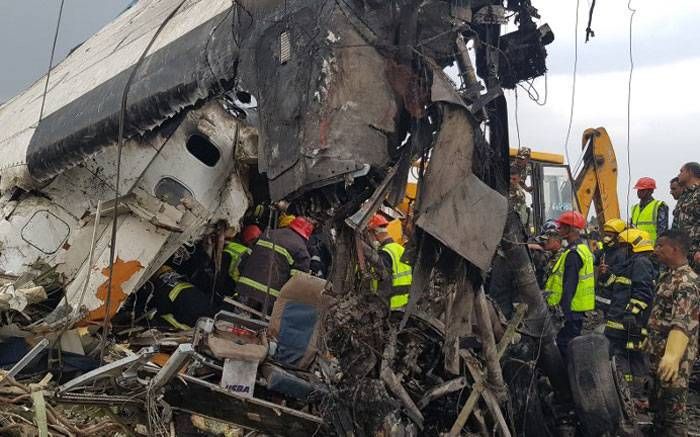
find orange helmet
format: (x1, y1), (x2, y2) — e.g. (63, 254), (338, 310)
(288, 216), (314, 240)
(633, 177), (656, 190)
(556, 211), (586, 230)
(367, 213), (390, 230)
(241, 224), (262, 245)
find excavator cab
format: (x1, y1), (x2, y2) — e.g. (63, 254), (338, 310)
(510, 127), (620, 235)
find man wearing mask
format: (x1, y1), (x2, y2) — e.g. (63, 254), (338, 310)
(595, 218), (629, 315)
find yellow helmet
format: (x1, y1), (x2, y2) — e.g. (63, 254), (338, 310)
(278, 213), (296, 228)
(618, 229), (654, 253)
(603, 218), (627, 234)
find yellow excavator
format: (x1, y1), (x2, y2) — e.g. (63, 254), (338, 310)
(508, 126), (620, 233)
(389, 127), (620, 242)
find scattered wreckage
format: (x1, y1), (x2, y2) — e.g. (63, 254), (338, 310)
(0, 0), (638, 435)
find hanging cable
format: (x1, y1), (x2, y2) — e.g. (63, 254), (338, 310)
(37, 0), (65, 125)
(585, 0), (596, 43)
(563, 0), (581, 212)
(625, 0), (636, 224)
(98, 0), (189, 364)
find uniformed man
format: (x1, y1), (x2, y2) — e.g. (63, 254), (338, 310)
(150, 265), (215, 330)
(595, 218), (630, 315)
(631, 177), (668, 245)
(544, 211), (596, 359)
(509, 163), (531, 232)
(648, 229), (700, 436)
(236, 216), (313, 314)
(530, 220), (563, 289)
(367, 213), (413, 309)
(673, 162), (700, 272)
(217, 224), (261, 298)
(670, 177), (684, 201)
(602, 229), (656, 397)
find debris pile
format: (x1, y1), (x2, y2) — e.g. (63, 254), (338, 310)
(0, 0), (576, 435)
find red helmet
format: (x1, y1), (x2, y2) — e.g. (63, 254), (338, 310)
(241, 224), (262, 245)
(556, 211), (586, 230)
(633, 177), (656, 190)
(288, 216), (314, 240)
(367, 213), (390, 230)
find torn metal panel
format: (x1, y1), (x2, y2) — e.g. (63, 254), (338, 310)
(242, 1), (398, 200)
(415, 103), (507, 271)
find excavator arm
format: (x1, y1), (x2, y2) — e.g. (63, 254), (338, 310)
(573, 127), (620, 227)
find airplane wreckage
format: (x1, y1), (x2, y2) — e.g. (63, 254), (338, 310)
(0, 0), (633, 436)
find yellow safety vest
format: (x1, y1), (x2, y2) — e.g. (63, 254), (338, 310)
(374, 242), (413, 309)
(545, 243), (595, 312)
(223, 241), (251, 281)
(631, 199), (663, 243)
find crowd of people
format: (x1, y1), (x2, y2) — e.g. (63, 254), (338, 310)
(525, 161), (700, 435)
(117, 157), (700, 435)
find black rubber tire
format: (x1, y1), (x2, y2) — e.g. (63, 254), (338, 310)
(567, 333), (622, 436)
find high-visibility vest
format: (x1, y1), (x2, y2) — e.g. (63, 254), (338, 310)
(631, 199), (664, 243)
(236, 239), (302, 297)
(223, 241), (251, 281)
(545, 243), (595, 312)
(381, 242), (413, 309)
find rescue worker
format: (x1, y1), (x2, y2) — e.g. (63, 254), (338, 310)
(602, 229), (656, 397)
(544, 211), (595, 359)
(236, 216), (313, 313)
(151, 265), (214, 330)
(217, 224), (261, 297)
(672, 162), (700, 272)
(367, 213), (413, 309)
(509, 163), (530, 232)
(530, 220), (563, 289)
(595, 218), (630, 315)
(648, 230), (700, 436)
(631, 177), (668, 245)
(670, 177), (684, 201)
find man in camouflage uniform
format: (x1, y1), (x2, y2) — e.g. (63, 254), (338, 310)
(647, 230), (700, 436)
(509, 162), (530, 233)
(672, 162), (700, 272)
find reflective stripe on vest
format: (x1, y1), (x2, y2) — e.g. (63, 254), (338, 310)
(256, 239), (294, 265)
(235, 240), (299, 298)
(544, 243), (595, 312)
(223, 242), (251, 281)
(161, 313), (191, 330)
(236, 276), (281, 297)
(381, 242), (412, 309)
(168, 283), (193, 302)
(381, 243), (413, 287)
(631, 199), (663, 243)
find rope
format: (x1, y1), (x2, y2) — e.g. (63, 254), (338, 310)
(37, 0), (65, 125)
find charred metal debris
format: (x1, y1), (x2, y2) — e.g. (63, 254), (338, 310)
(0, 0), (562, 435)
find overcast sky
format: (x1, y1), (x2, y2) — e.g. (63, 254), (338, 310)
(0, 0), (698, 219)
